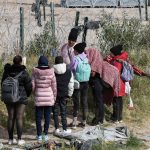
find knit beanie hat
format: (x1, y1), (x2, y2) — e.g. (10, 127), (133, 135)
(38, 56), (48, 67)
(55, 56), (63, 64)
(110, 45), (123, 56)
(68, 28), (78, 41)
(74, 42), (86, 54)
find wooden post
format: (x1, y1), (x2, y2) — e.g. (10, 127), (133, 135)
(82, 17), (88, 43)
(138, 0), (142, 20)
(145, 0), (148, 21)
(75, 11), (80, 27)
(43, 4), (46, 21)
(50, 2), (55, 37)
(20, 7), (24, 52)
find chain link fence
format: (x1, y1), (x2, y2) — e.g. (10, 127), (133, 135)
(0, 0), (150, 57)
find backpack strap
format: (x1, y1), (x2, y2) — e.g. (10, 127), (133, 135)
(14, 71), (23, 79)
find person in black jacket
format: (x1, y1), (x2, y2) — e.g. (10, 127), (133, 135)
(1, 55), (32, 145)
(53, 56), (74, 134)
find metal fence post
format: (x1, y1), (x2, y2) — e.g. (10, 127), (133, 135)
(82, 17), (88, 43)
(20, 7), (24, 52)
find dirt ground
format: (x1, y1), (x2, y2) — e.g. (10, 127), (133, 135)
(0, 116), (150, 149)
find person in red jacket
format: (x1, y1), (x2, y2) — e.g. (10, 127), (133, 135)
(106, 45), (128, 123)
(106, 45), (150, 123)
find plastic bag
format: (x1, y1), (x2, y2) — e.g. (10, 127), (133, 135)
(125, 82), (131, 95)
(128, 96), (134, 110)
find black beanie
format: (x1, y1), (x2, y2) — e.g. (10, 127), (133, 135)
(74, 42), (86, 54)
(110, 45), (123, 56)
(38, 56), (48, 67)
(68, 28), (78, 41)
(55, 56), (63, 64)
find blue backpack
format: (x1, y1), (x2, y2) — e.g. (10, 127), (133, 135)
(75, 56), (91, 82)
(121, 61), (134, 82)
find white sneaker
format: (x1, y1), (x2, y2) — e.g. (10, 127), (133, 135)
(54, 129), (61, 134)
(8, 139), (17, 145)
(18, 139), (25, 146)
(63, 129), (72, 134)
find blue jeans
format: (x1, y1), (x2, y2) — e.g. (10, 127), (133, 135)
(35, 106), (52, 136)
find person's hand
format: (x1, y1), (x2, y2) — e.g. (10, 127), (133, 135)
(91, 71), (96, 77)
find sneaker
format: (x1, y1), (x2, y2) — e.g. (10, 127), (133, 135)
(114, 121), (119, 124)
(18, 139), (25, 146)
(77, 122), (86, 128)
(54, 129), (61, 134)
(119, 120), (123, 123)
(8, 139), (17, 145)
(37, 135), (42, 143)
(44, 135), (49, 142)
(69, 123), (77, 129)
(63, 129), (72, 134)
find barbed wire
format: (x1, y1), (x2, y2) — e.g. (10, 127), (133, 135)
(0, 0), (149, 57)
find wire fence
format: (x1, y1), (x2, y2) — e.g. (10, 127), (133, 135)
(0, 0), (150, 57)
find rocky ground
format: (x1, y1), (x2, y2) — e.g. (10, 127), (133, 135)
(0, 117), (150, 149)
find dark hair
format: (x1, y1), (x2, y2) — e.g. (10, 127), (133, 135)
(13, 55), (22, 65)
(55, 56), (63, 64)
(110, 45), (123, 56)
(74, 42), (86, 54)
(68, 28), (78, 41)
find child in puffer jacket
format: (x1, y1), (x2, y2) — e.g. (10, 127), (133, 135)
(32, 56), (57, 142)
(53, 56), (74, 135)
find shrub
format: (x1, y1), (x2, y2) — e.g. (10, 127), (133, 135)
(25, 21), (59, 56)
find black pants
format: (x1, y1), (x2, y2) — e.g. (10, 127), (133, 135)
(35, 106), (52, 136)
(112, 97), (123, 121)
(72, 82), (88, 121)
(6, 103), (26, 140)
(90, 77), (104, 124)
(53, 97), (67, 130)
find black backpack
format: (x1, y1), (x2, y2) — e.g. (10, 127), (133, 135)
(1, 72), (23, 103)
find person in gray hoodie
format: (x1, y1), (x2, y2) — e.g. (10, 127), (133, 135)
(53, 56), (74, 134)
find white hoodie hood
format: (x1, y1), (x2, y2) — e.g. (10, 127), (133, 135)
(53, 63), (66, 74)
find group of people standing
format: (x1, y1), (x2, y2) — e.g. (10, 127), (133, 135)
(1, 28), (150, 145)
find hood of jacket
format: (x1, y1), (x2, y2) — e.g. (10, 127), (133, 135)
(4, 64), (26, 77)
(33, 67), (54, 77)
(53, 63), (66, 74)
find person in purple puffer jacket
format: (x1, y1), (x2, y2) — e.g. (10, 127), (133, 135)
(32, 56), (57, 142)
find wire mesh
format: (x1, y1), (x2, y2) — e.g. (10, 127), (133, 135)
(0, 0), (149, 56)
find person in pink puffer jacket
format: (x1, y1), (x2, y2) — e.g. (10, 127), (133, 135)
(32, 56), (57, 142)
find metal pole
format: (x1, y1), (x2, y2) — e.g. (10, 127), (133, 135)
(20, 7), (24, 52)
(50, 2), (55, 37)
(82, 17), (88, 43)
(138, 0), (142, 20)
(75, 11), (80, 27)
(145, 0), (148, 21)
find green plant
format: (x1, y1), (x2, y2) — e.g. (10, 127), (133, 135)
(25, 21), (59, 56)
(98, 14), (150, 55)
(126, 134), (146, 149)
